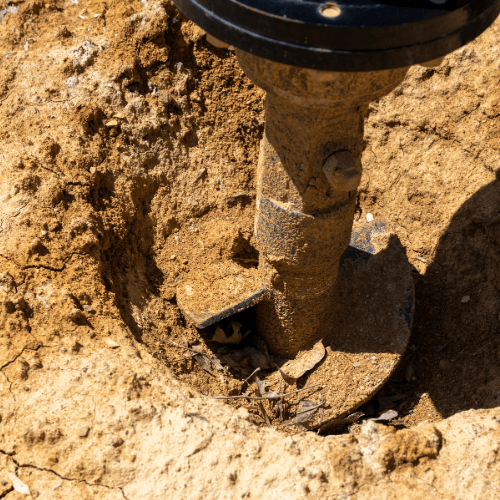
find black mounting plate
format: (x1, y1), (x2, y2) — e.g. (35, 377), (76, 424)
(172, 0), (500, 71)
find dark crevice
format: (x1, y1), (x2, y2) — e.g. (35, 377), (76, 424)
(0, 451), (129, 499)
(0, 487), (14, 498)
(0, 345), (55, 373)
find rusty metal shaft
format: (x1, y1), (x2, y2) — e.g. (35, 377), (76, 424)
(237, 51), (407, 356)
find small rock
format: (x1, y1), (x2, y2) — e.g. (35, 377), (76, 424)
(67, 308), (84, 321)
(366, 213), (374, 222)
(66, 76), (78, 88)
(83, 304), (96, 314)
(111, 436), (124, 447)
(54, 26), (71, 38)
(78, 426), (90, 438)
(28, 238), (43, 255)
(72, 40), (99, 71)
(105, 339), (119, 348)
(60, 347), (67, 353)
(461, 295), (471, 303)
(7, 473), (30, 496)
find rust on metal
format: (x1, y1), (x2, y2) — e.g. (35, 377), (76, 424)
(237, 50), (407, 356)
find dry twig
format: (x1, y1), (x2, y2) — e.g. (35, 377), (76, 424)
(211, 383), (322, 401)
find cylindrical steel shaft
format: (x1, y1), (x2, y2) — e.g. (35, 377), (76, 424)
(237, 52), (407, 356)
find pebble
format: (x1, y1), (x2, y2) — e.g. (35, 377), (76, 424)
(78, 426), (90, 438)
(366, 213), (374, 222)
(105, 339), (120, 348)
(170, 254), (176, 260)
(60, 347), (67, 353)
(7, 473), (29, 496)
(461, 295), (471, 303)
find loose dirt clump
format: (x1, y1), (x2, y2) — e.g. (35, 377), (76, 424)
(0, 0), (499, 470)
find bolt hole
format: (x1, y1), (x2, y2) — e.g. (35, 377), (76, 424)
(320, 2), (341, 18)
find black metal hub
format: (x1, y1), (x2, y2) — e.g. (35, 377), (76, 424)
(173, 0), (500, 71)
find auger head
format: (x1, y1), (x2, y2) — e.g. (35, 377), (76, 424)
(172, 0), (499, 423)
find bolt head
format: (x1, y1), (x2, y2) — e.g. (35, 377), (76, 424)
(323, 150), (361, 192)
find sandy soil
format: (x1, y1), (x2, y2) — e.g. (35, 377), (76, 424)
(0, 0), (499, 441)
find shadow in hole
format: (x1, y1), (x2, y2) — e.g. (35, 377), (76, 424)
(316, 173), (500, 422)
(107, 214), (166, 344)
(319, 231), (414, 355)
(98, 167), (167, 344)
(400, 173), (500, 419)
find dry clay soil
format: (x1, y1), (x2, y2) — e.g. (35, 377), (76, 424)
(1, 0), (500, 498)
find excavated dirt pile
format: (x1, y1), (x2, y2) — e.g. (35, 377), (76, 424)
(0, 0), (499, 497)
